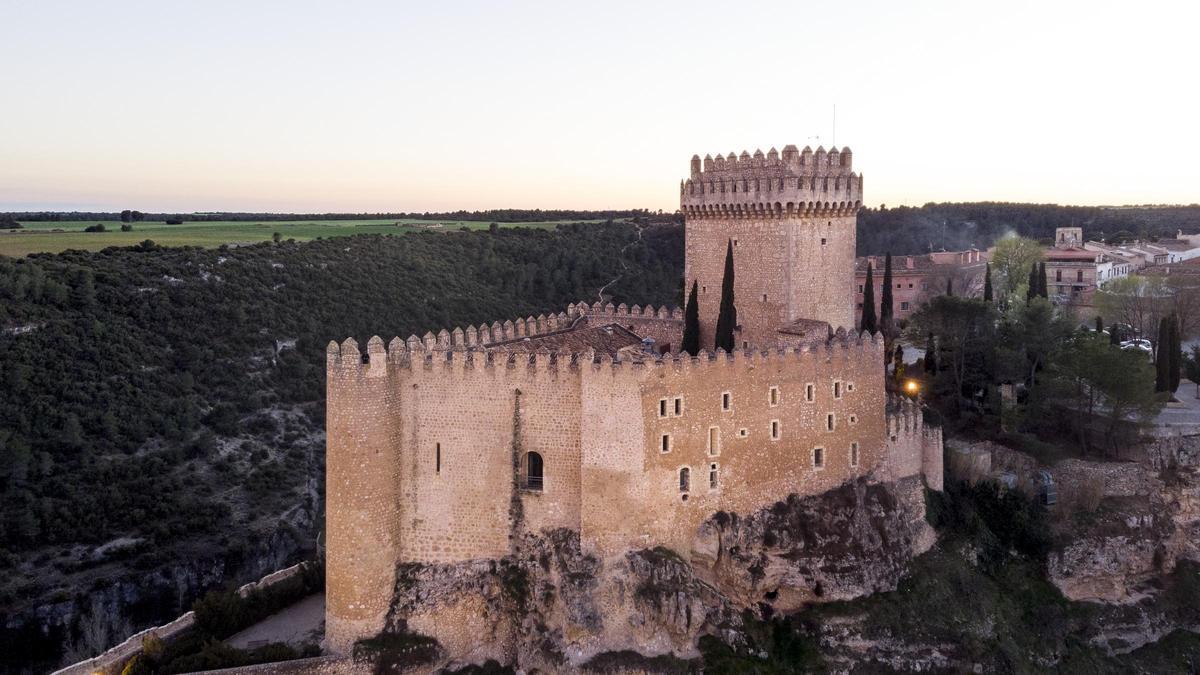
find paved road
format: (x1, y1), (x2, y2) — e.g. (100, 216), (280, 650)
(227, 592), (325, 650)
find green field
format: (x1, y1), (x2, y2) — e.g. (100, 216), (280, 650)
(0, 218), (598, 257)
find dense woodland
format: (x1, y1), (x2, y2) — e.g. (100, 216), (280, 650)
(2, 209), (664, 224)
(857, 202), (1200, 255)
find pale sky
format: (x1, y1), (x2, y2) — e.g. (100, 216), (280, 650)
(2, 0), (1196, 213)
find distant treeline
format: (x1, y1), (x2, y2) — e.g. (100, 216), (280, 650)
(3, 209), (661, 223)
(857, 202), (1200, 256)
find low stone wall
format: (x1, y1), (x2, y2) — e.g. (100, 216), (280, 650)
(180, 655), (363, 674)
(52, 562), (313, 675)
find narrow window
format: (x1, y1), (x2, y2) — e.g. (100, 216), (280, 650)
(721, 392), (732, 411)
(661, 434), (671, 453)
(658, 399), (667, 418)
(738, 428), (748, 438)
(826, 413), (835, 431)
(850, 442), (859, 468)
(858, 284), (863, 292)
(762, 293), (768, 302)
(524, 452), (544, 491)
(1056, 269), (1063, 282)
(769, 386), (780, 406)
(702, 285), (707, 294)
(833, 381), (842, 399)
(742, 340), (749, 350)
(821, 238), (827, 245)
(709, 463), (719, 489)
(733, 238), (738, 246)
(674, 397), (683, 416)
(679, 467), (690, 492)
(770, 420), (781, 440)
(849, 414), (858, 424)
(813, 447), (825, 469)
(436, 443), (441, 473)
(708, 426), (721, 456)
(1077, 270), (1084, 282)
(805, 383), (815, 402)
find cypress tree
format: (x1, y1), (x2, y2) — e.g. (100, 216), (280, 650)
(861, 263), (877, 334)
(1026, 264), (1038, 302)
(1038, 262), (1049, 298)
(1169, 313), (1182, 393)
(983, 263), (993, 302)
(1109, 322), (1120, 345)
(924, 332), (936, 373)
(1155, 317), (1170, 392)
(682, 280), (700, 355)
(945, 276), (953, 296)
(1095, 315), (1103, 333)
(880, 253), (894, 331)
(714, 239), (737, 352)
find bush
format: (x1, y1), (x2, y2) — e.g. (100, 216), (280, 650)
(84, 223), (106, 233)
(121, 223), (133, 232)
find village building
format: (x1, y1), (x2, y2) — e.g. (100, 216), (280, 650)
(853, 249), (989, 325)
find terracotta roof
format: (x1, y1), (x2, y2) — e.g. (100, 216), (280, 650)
(486, 322), (645, 355)
(1045, 248), (1100, 261)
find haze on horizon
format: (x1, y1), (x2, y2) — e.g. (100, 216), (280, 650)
(2, 0), (1196, 214)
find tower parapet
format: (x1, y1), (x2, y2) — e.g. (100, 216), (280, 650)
(681, 145), (861, 218)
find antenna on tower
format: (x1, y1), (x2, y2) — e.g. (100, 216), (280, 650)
(832, 103), (837, 147)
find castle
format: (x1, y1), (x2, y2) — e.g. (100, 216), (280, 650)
(323, 145), (943, 652)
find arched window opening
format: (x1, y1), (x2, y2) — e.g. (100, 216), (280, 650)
(679, 467), (690, 493)
(524, 451), (544, 491)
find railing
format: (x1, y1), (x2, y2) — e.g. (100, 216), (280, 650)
(522, 475), (544, 492)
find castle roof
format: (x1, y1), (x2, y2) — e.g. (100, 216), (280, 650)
(776, 318), (832, 344)
(486, 321), (644, 356)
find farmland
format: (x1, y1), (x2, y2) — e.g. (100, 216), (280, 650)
(0, 218), (601, 257)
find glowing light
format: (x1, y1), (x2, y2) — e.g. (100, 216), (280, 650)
(904, 380), (920, 395)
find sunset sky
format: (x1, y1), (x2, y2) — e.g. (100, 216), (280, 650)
(2, 0), (1196, 213)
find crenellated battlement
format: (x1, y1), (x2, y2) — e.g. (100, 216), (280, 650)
(325, 329), (883, 375)
(681, 144), (862, 218)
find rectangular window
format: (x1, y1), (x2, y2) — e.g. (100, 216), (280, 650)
(702, 285), (707, 294)
(813, 447), (825, 469)
(1077, 270), (1084, 282)
(805, 383), (815, 402)
(833, 381), (842, 399)
(826, 413), (835, 432)
(1056, 269), (1063, 282)
(769, 386), (780, 406)
(674, 397), (683, 415)
(436, 443), (441, 473)
(738, 428), (748, 438)
(708, 427), (720, 456)
(762, 293), (768, 302)
(721, 392), (732, 411)
(850, 442), (859, 468)
(858, 284), (863, 292)
(821, 238), (827, 245)
(709, 463), (719, 489)
(847, 382), (855, 392)
(900, 301), (910, 311)
(770, 420), (780, 440)
(661, 434), (671, 453)
(658, 399), (667, 418)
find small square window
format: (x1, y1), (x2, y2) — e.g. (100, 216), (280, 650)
(738, 428), (748, 438)
(849, 414), (858, 424)
(674, 397), (683, 416)
(661, 434), (671, 453)
(900, 301), (910, 311)
(721, 392), (732, 411)
(658, 399), (667, 417)
(813, 447), (825, 469)
(769, 386), (780, 406)
(821, 238), (827, 245)
(847, 383), (855, 392)
(770, 420), (781, 440)
(805, 383), (815, 402)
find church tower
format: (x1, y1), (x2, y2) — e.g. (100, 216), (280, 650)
(680, 145), (862, 348)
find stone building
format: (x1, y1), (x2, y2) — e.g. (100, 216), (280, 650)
(853, 249), (990, 325)
(323, 144), (943, 653)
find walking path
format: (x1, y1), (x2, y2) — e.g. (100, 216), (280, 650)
(226, 593), (325, 650)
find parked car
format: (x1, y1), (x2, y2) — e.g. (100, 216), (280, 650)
(1121, 339), (1153, 354)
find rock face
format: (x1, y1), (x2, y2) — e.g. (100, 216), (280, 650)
(370, 476), (935, 672)
(1046, 435), (1200, 605)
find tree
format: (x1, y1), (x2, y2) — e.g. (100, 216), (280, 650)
(1155, 316), (1170, 392)
(120, 209), (132, 223)
(991, 236), (1044, 299)
(1109, 321), (1121, 345)
(1038, 262), (1049, 298)
(1185, 345), (1200, 399)
(861, 263), (877, 334)
(682, 280), (700, 355)
(923, 332), (936, 374)
(272, 232), (282, 243)
(121, 223), (133, 232)
(945, 276), (953, 296)
(983, 263), (993, 302)
(714, 239), (737, 351)
(907, 296), (996, 412)
(1026, 263), (1039, 302)
(1095, 315), (1103, 333)
(880, 253), (894, 333)
(1169, 313), (1182, 393)
(1096, 276), (1168, 341)
(892, 343), (905, 384)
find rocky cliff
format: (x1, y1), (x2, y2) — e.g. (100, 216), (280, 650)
(360, 475), (935, 672)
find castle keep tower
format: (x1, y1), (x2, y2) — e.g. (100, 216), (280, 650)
(681, 146), (862, 347)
